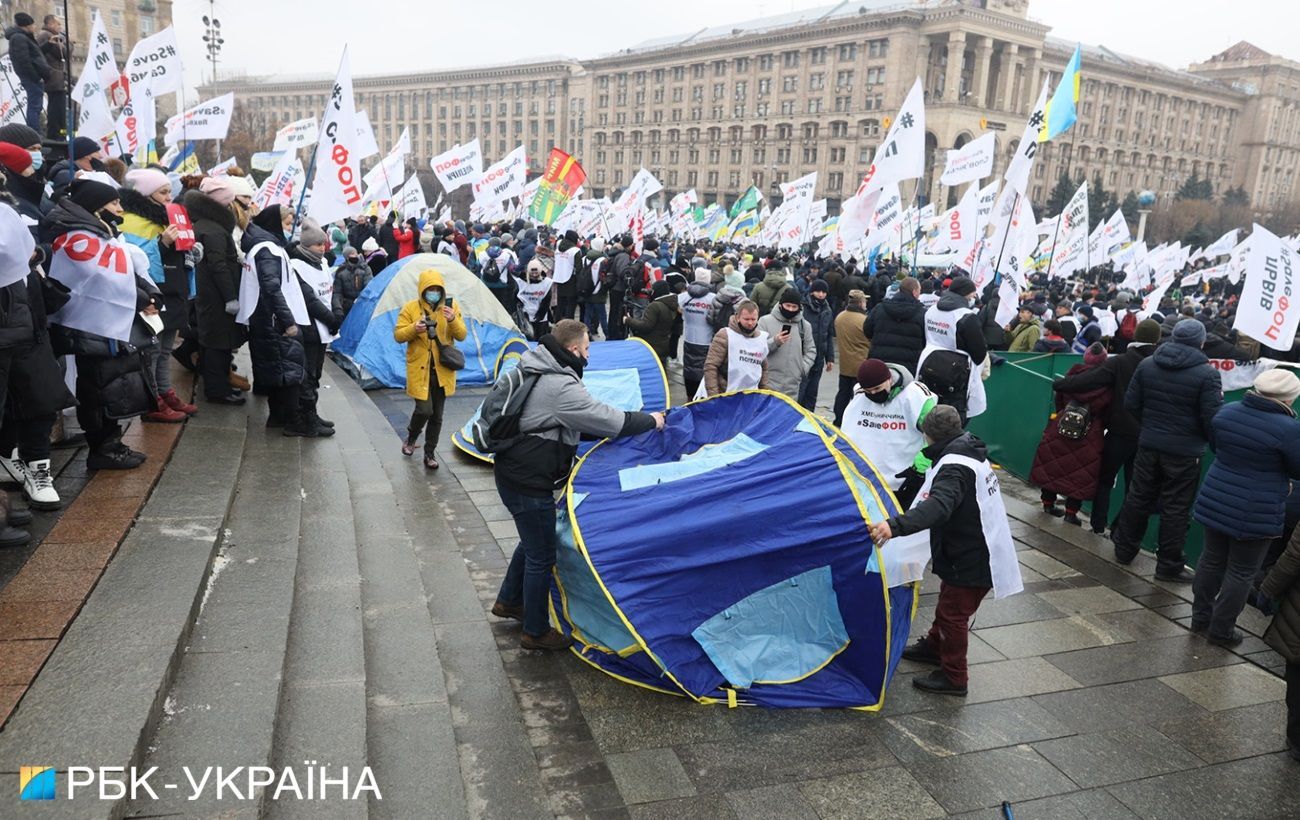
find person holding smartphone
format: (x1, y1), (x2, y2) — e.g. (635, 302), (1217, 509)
(756, 289), (816, 400)
(393, 268), (467, 469)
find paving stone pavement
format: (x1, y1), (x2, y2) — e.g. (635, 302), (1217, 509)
(361, 358), (1298, 820)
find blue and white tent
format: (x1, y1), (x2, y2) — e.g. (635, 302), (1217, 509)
(451, 339), (670, 463)
(552, 390), (918, 709)
(331, 253), (524, 388)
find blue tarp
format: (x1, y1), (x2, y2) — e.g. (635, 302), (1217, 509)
(552, 390), (917, 709)
(331, 252), (524, 388)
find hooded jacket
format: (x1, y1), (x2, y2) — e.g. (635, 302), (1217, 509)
(1052, 342), (1153, 440)
(834, 304), (871, 377)
(887, 432), (995, 588)
(750, 269), (792, 316)
(625, 285), (679, 357)
(802, 293), (835, 361)
(332, 255), (373, 316)
(863, 291), (927, 377)
(241, 221), (306, 389)
(1194, 392), (1300, 539)
(5, 25), (50, 84)
(393, 268), (468, 401)
(494, 335), (657, 496)
(1126, 340), (1223, 456)
(183, 189), (246, 351)
(757, 304), (816, 396)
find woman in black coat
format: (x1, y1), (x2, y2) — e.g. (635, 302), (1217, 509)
(184, 184), (247, 404)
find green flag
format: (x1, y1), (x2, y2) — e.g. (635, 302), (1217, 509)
(729, 186), (759, 220)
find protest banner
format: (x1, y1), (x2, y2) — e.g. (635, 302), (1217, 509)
(164, 93), (234, 146)
(430, 138), (483, 192)
(273, 117), (320, 152)
(307, 48), (362, 225)
(1235, 224), (1299, 351)
(471, 145), (527, 205)
(48, 232), (139, 343)
(124, 27), (182, 96)
(940, 132), (996, 186)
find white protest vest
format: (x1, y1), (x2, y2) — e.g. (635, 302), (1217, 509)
(917, 304), (986, 417)
(726, 327), (768, 391)
(1094, 307), (1118, 338)
(290, 258), (338, 343)
(842, 382), (931, 489)
(514, 277), (554, 317)
(237, 241), (310, 327)
(553, 247), (578, 284)
(919, 292), (940, 309)
(679, 291), (717, 347)
(885, 452), (1023, 599)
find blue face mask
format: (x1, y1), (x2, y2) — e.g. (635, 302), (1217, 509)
(28, 151), (42, 171)
(423, 291), (442, 305)
(283, 229), (295, 242)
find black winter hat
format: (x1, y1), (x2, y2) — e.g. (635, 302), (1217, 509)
(14, 12), (35, 27)
(948, 276), (976, 297)
(69, 178), (120, 214)
(72, 136), (101, 160)
(0, 123), (41, 149)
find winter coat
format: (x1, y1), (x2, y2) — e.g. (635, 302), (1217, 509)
(393, 268), (467, 401)
(4, 26), (50, 83)
(1033, 335), (1070, 353)
(241, 224), (305, 389)
(34, 27), (66, 91)
(625, 293), (679, 359)
(379, 216), (400, 260)
(332, 258), (373, 317)
(5, 268), (76, 419)
(1261, 529), (1300, 661)
(288, 246), (342, 346)
(834, 305), (871, 377)
(393, 226), (416, 258)
(887, 432), (996, 589)
(751, 269), (792, 316)
(757, 307), (816, 397)
(119, 188), (192, 333)
(3, 168), (52, 239)
(1030, 362), (1113, 500)
(863, 291), (927, 378)
(184, 190), (246, 351)
(494, 336), (657, 497)
(1053, 342), (1153, 441)
(802, 295), (835, 363)
(366, 250), (389, 278)
(1194, 392), (1300, 539)
(703, 314), (771, 396)
(515, 233), (537, 269)
(1126, 340), (1223, 457)
(1006, 318), (1041, 352)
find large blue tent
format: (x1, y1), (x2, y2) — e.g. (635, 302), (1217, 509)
(331, 253), (524, 388)
(551, 390), (918, 709)
(450, 339), (670, 463)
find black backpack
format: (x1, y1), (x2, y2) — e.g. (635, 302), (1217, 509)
(919, 350), (971, 403)
(1056, 400), (1093, 441)
(482, 256), (503, 287)
(471, 367), (545, 453)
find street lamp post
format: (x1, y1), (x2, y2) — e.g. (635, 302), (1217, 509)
(1135, 189), (1156, 244)
(202, 3), (224, 157)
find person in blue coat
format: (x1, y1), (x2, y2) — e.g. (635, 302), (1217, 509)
(1192, 369), (1300, 645)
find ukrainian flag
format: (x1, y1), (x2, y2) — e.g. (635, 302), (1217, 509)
(728, 209), (759, 239)
(1038, 45), (1081, 143)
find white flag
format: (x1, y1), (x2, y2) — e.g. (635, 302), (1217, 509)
(208, 157), (236, 176)
(0, 57), (28, 127)
(1181, 271), (1202, 288)
(1004, 81), (1050, 198)
(163, 92), (234, 146)
(613, 167), (664, 227)
(307, 48), (363, 225)
(393, 176), (428, 222)
(940, 132), (996, 187)
(1199, 228), (1240, 262)
(429, 138), (484, 191)
(1227, 235), (1252, 285)
(0, 204), (34, 289)
(1235, 225), (1300, 350)
(113, 81), (156, 162)
(362, 145), (408, 202)
(123, 27), (182, 96)
(472, 145), (528, 205)
(1048, 181), (1089, 278)
(256, 150), (306, 211)
(71, 57), (116, 141)
(76, 12), (126, 105)
(48, 231), (139, 343)
(273, 117), (320, 152)
(859, 78), (925, 196)
(353, 110), (380, 161)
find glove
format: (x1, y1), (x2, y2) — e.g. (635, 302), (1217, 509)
(224, 300), (239, 316)
(912, 451), (933, 474)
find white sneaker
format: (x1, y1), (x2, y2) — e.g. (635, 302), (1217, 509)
(0, 449), (25, 485)
(22, 460), (60, 510)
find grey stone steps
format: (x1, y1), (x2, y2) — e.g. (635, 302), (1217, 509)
(0, 388), (254, 819)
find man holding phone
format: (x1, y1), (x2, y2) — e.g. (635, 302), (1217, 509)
(756, 289), (816, 400)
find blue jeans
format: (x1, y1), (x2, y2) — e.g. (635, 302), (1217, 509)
(22, 79), (44, 131)
(583, 302), (608, 339)
(495, 482), (559, 637)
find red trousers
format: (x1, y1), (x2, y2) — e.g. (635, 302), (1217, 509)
(925, 581), (991, 686)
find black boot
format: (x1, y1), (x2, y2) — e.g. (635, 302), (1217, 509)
(282, 414), (319, 438)
(0, 493), (31, 548)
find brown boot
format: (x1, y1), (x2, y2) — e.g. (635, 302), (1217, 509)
(490, 601), (524, 622)
(520, 628), (574, 651)
(229, 370), (251, 393)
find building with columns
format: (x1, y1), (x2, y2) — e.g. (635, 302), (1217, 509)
(201, 0), (1300, 216)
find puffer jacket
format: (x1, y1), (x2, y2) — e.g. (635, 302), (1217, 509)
(332, 257), (373, 316)
(1126, 340), (1223, 456)
(802, 294), (835, 362)
(625, 292), (679, 360)
(184, 189), (246, 351)
(1261, 529), (1300, 661)
(1194, 392), (1300, 538)
(393, 268), (467, 401)
(1006, 318), (1041, 352)
(863, 291), (927, 377)
(241, 223), (305, 389)
(886, 432), (995, 589)
(750, 269), (792, 316)
(1053, 342), (1153, 441)
(4, 25), (50, 83)
(756, 306), (815, 396)
(494, 336), (657, 497)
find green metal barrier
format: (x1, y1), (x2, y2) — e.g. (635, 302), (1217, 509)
(968, 351), (1249, 567)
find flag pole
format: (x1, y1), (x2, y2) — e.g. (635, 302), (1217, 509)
(990, 190), (1022, 288)
(293, 147), (315, 231)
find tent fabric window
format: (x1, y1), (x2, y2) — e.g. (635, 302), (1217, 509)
(691, 566), (849, 689)
(618, 434), (768, 492)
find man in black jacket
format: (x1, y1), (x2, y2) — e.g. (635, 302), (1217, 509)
(1112, 319), (1223, 582)
(870, 406), (1016, 696)
(863, 276), (927, 377)
(1053, 318), (1160, 534)
(5, 13), (50, 131)
(34, 14), (67, 139)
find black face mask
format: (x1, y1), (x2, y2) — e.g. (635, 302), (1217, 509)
(779, 305), (800, 320)
(89, 158), (107, 172)
(864, 389), (891, 405)
(99, 210), (123, 226)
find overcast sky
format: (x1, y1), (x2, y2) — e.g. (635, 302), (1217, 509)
(170, 0), (1290, 85)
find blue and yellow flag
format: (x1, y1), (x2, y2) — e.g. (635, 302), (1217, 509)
(1038, 45), (1081, 143)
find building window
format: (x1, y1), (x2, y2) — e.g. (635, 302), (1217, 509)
(836, 70), (854, 89)
(830, 147), (846, 162)
(835, 96), (853, 112)
(777, 147), (791, 164)
(707, 170), (719, 187)
(868, 39), (890, 58)
(783, 51), (799, 68)
(781, 100), (795, 115)
(708, 148), (720, 164)
(809, 73), (825, 91)
(758, 78), (771, 96)
(730, 148), (743, 163)
(759, 54), (774, 71)
(838, 43), (857, 61)
(810, 47), (827, 65)
(828, 172), (844, 189)
(140, 16), (155, 36)
(756, 102), (769, 117)
(783, 77), (798, 93)
(714, 82), (726, 99)
(735, 81), (747, 100)
(807, 98), (823, 114)
(111, 9), (122, 26)
(802, 146), (817, 163)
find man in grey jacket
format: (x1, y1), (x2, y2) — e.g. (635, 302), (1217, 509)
(492, 319), (665, 650)
(757, 290), (816, 399)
